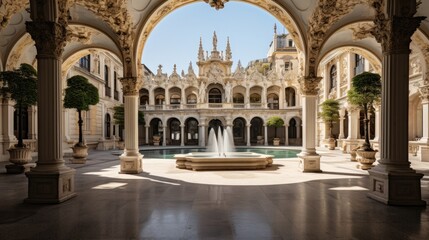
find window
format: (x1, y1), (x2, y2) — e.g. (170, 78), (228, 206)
(250, 93), (261, 103)
(79, 55), (90, 71)
(105, 113), (111, 138)
(233, 93), (244, 103)
(187, 94), (197, 104)
(330, 65), (337, 91)
(208, 88), (222, 103)
(114, 71), (119, 100)
(285, 87), (296, 107)
(267, 93), (279, 110)
(105, 65), (111, 97)
(82, 110), (91, 132)
(355, 54), (365, 76)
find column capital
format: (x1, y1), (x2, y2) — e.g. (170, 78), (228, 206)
(26, 21), (67, 58)
(346, 103), (359, 113)
(372, 13), (425, 54)
(373, 100), (381, 111)
(419, 85), (429, 104)
(120, 77), (142, 96)
(298, 76), (322, 96)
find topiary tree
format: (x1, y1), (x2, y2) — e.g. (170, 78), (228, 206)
(266, 116), (284, 138)
(63, 75), (99, 147)
(113, 104), (145, 141)
(320, 99), (340, 139)
(0, 63), (38, 148)
(347, 72), (381, 151)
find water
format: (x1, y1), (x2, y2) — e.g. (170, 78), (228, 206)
(140, 148), (299, 159)
(207, 127), (235, 156)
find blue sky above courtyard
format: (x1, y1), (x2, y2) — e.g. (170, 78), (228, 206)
(141, 2), (286, 74)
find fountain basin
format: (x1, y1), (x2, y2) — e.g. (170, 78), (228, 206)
(174, 152), (273, 171)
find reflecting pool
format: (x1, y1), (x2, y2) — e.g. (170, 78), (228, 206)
(140, 148), (299, 159)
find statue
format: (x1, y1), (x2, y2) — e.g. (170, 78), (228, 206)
(225, 81), (232, 103)
(199, 81), (206, 103)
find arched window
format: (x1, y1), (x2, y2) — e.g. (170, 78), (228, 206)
(330, 65), (337, 92)
(233, 93), (244, 103)
(250, 93), (261, 103)
(105, 113), (111, 138)
(79, 55), (90, 71)
(187, 94), (197, 104)
(208, 88), (222, 103)
(288, 118), (297, 138)
(267, 93), (279, 109)
(285, 87), (296, 107)
(155, 95), (165, 105)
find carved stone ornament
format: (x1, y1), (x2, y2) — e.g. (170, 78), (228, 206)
(371, 0), (426, 53)
(419, 85), (429, 103)
(0, 0), (27, 31)
(120, 77), (143, 96)
(26, 21), (67, 58)
(298, 76), (322, 95)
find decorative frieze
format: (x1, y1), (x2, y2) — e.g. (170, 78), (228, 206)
(120, 77), (142, 96)
(419, 85), (429, 104)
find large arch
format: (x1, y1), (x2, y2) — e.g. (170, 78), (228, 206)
(134, 0), (306, 77)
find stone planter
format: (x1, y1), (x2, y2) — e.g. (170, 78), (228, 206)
(273, 138), (280, 146)
(70, 145), (88, 164)
(6, 146), (34, 174)
(356, 149), (377, 170)
(350, 148), (358, 162)
(153, 135), (161, 146)
(328, 138), (336, 150)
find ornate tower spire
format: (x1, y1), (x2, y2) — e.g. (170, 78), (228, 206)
(274, 23), (277, 34)
(225, 37), (232, 61)
(212, 31), (218, 51)
(198, 37), (205, 61)
(188, 61), (195, 75)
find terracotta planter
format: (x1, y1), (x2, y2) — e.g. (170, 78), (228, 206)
(356, 149), (377, 170)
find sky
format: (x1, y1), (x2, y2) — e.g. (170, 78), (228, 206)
(141, 2), (286, 74)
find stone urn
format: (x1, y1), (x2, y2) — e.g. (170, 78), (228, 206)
(70, 144), (88, 164)
(6, 146), (34, 173)
(327, 138), (336, 150)
(153, 135), (161, 146)
(356, 149), (377, 170)
(273, 138), (280, 146)
(350, 147), (358, 162)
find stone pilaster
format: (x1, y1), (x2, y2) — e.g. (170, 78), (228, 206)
(284, 124), (289, 146)
(25, 20), (76, 203)
(344, 104), (360, 153)
(119, 77), (143, 174)
(371, 102), (381, 151)
(246, 123), (251, 146)
(145, 125), (150, 145)
(180, 124), (185, 146)
(297, 76), (322, 172)
(418, 85), (429, 162)
(368, 1), (426, 206)
(264, 124), (268, 146)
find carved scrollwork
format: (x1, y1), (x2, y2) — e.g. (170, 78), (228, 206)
(26, 21), (67, 58)
(120, 77), (143, 96)
(298, 76), (322, 96)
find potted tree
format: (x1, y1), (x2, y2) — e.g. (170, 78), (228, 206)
(320, 99), (340, 150)
(0, 63), (37, 173)
(63, 75), (99, 163)
(347, 72), (381, 169)
(113, 104), (145, 148)
(266, 116), (284, 146)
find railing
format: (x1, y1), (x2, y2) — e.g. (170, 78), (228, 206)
(233, 103), (245, 108)
(208, 103), (223, 108)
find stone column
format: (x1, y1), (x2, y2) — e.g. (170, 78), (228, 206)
(25, 19), (76, 203)
(297, 76), (322, 172)
(199, 123), (206, 147)
(246, 123), (251, 146)
(368, 1), (426, 206)
(118, 77), (143, 174)
(418, 85), (429, 161)
(264, 124), (268, 146)
(284, 123), (289, 146)
(162, 125), (167, 146)
(338, 109), (345, 139)
(371, 102), (381, 151)
(149, 88), (155, 106)
(28, 106), (38, 140)
(145, 125), (150, 145)
(344, 104), (360, 153)
(180, 124), (185, 146)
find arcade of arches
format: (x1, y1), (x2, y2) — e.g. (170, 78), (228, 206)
(0, 0), (428, 207)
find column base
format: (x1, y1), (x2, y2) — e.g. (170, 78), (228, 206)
(368, 168), (426, 206)
(297, 152), (322, 173)
(119, 153), (143, 174)
(25, 167), (76, 204)
(6, 163), (36, 174)
(343, 139), (360, 153)
(419, 145), (429, 162)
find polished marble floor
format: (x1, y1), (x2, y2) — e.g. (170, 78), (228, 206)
(0, 147), (428, 240)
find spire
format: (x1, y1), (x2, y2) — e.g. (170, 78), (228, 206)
(188, 61), (195, 75)
(198, 37), (205, 61)
(173, 64), (177, 74)
(274, 23), (277, 34)
(212, 31), (218, 51)
(225, 37), (232, 61)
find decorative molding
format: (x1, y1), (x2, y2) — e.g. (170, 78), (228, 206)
(120, 77), (142, 96)
(26, 21), (67, 58)
(0, 0), (27, 31)
(419, 85), (429, 104)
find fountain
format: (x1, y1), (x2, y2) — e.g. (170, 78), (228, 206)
(175, 127), (273, 171)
